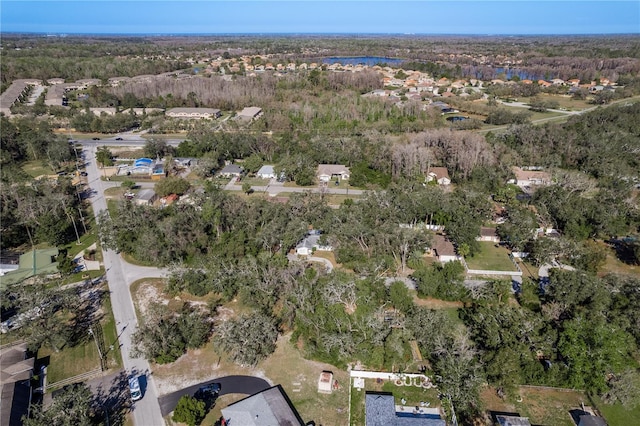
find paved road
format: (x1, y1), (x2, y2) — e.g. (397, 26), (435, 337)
(85, 146), (166, 426)
(225, 176), (365, 197)
(158, 375), (271, 416)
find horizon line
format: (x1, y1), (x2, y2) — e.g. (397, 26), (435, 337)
(3, 31), (639, 37)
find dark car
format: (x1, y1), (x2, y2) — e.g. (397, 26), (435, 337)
(115, 137), (123, 140)
(92, 137), (100, 140)
(194, 383), (221, 400)
(80, 172), (88, 177)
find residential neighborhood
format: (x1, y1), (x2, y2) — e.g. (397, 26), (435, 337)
(1, 22), (639, 426)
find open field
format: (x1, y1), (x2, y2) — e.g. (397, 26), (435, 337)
(465, 242), (518, 272)
(481, 385), (588, 426)
(598, 243), (639, 277)
(591, 395), (640, 426)
(22, 160), (56, 178)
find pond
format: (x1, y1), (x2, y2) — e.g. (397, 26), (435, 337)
(322, 56), (405, 66)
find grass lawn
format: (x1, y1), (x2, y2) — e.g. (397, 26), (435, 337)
(481, 385), (588, 426)
(326, 194), (361, 205)
(234, 177), (270, 186)
(308, 251), (339, 268)
(599, 243), (639, 277)
(350, 376), (443, 425)
(465, 242), (518, 272)
(39, 285), (123, 385)
(591, 395), (640, 426)
(516, 259), (539, 280)
(22, 160), (56, 178)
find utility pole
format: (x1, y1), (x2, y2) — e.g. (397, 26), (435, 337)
(88, 327), (104, 371)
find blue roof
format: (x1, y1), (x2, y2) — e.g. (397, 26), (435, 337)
(134, 158), (153, 167)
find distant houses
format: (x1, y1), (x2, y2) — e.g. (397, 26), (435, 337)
(166, 107), (221, 119)
(317, 164), (350, 182)
(237, 106), (263, 121)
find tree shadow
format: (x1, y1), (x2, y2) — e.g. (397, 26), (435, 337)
(91, 369), (136, 426)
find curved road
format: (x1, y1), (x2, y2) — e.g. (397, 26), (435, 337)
(158, 375), (271, 416)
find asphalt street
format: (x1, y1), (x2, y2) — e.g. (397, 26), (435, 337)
(158, 375), (271, 416)
(85, 146), (166, 426)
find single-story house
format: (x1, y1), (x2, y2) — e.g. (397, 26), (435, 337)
(431, 235), (459, 263)
(256, 165), (276, 179)
(135, 189), (157, 206)
(477, 227), (500, 243)
(509, 167), (551, 188)
(87, 108), (117, 116)
(295, 232), (332, 256)
(426, 167), (451, 185)
(0, 248), (59, 287)
(578, 415), (607, 426)
(47, 78), (66, 85)
(166, 107), (221, 119)
(219, 164), (243, 178)
(237, 106), (263, 121)
(317, 164), (350, 182)
(221, 385), (305, 426)
(365, 392), (446, 426)
(0, 342), (35, 426)
(130, 158), (154, 175)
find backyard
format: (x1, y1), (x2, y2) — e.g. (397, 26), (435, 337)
(350, 375), (443, 426)
(465, 242), (518, 272)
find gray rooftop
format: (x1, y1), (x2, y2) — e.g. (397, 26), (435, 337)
(365, 393), (446, 426)
(221, 385), (304, 426)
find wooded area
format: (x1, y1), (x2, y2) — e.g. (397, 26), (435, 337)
(1, 35), (639, 424)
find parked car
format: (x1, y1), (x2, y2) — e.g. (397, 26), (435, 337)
(129, 376), (142, 401)
(115, 137), (123, 140)
(92, 137), (100, 140)
(80, 172), (88, 177)
(194, 383), (221, 400)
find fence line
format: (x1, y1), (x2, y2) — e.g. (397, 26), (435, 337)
(519, 384), (584, 393)
(0, 339), (26, 350)
(46, 368), (102, 391)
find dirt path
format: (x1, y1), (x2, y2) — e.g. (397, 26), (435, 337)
(413, 296), (464, 309)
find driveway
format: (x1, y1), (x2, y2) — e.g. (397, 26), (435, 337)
(158, 375), (271, 416)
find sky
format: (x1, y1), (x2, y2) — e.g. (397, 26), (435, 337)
(1, 1), (639, 35)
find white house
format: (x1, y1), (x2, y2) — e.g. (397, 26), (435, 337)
(509, 166), (551, 188)
(426, 167), (451, 185)
(295, 232), (333, 256)
(317, 164), (350, 182)
(432, 235), (459, 263)
(256, 165), (276, 179)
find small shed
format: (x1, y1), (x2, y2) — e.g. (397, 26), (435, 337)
(135, 189), (157, 206)
(317, 371), (333, 394)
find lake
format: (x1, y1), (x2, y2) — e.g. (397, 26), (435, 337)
(322, 56), (405, 66)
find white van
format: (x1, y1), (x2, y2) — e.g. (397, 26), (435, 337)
(129, 376), (142, 401)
